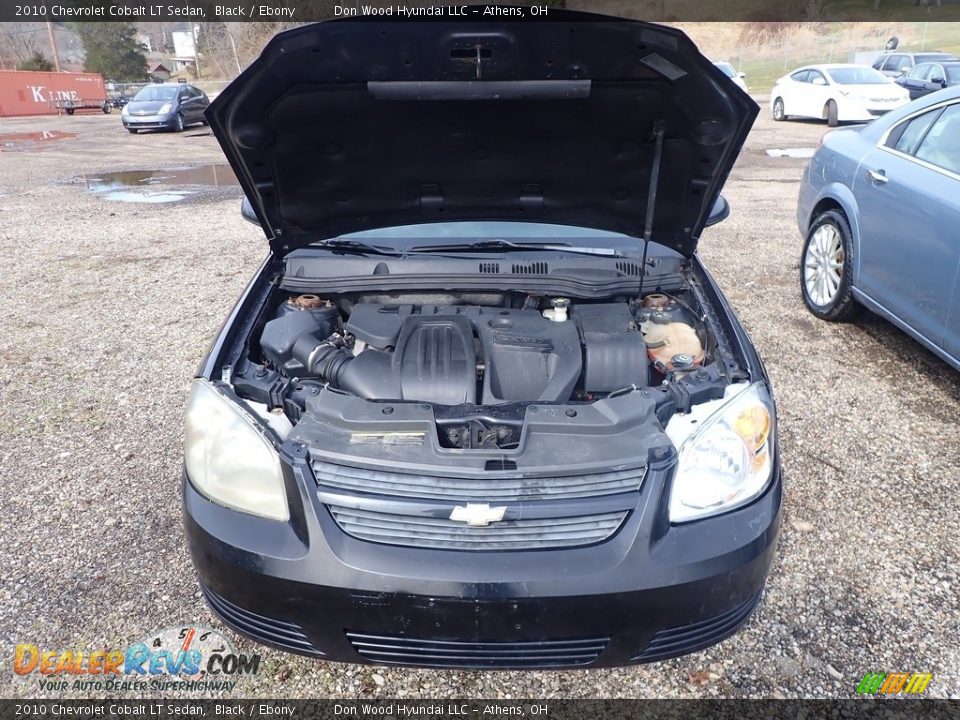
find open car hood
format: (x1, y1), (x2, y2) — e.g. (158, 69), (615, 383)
(207, 9), (757, 257)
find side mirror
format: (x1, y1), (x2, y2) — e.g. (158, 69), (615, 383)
(705, 195), (730, 228)
(812, 77), (827, 86)
(738, 71), (747, 78)
(241, 196), (260, 225)
(931, 75), (945, 86)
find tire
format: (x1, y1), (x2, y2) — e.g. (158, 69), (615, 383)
(772, 97), (786, 121)
(172, 113), (184, 132)
(801, 210), (860, 322)
(826, 100), (839, 127)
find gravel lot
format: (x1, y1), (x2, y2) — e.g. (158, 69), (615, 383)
(1, 100), (958, 700)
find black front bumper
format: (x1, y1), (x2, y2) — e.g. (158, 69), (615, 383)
(184, 447), (782, 669)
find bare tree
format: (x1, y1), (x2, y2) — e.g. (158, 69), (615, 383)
(0, 22), (46, 69)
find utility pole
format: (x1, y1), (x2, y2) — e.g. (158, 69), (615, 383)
(192, 23), (202, 79)
(226, 26), (242, 75)
(46, 20), (61, 72)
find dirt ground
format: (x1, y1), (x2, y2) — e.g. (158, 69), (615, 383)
(1, 98), (958, 699)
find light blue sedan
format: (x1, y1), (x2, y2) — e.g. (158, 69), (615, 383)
(797, 86), (960, 370)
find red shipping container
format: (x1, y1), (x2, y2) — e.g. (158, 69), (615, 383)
(0, 70), (106, 117)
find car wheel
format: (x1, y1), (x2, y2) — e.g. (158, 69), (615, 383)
(801, 210), (860, 321)
(826, 100), (839, 127)
(772, 97), (786, 121)
(127, 128), (138, 134)
(173, 113), (185, 132)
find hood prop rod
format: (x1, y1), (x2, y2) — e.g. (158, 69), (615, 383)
(639, 120), (665, 294)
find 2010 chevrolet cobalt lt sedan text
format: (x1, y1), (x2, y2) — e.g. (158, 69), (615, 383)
(183, 11), (782, 668)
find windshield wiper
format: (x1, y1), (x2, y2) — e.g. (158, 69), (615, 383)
(311, 239), (406, 256)
(410, 239), (630, 257)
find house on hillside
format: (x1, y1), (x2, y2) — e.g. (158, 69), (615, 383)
(170, 23), (199, 74)
(148, 62), (171, 82)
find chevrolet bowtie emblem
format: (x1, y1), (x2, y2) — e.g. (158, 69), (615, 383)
(449, 503), (507, 527)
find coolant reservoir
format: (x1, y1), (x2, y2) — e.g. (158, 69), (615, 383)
(641, 316), (704, 371)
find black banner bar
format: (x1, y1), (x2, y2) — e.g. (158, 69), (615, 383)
(4, 0), (960, 23)
(2, 700), (960, 720)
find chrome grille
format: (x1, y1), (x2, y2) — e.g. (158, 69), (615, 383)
(327, 505), (627, 551)
(313, 460), (643, 501)
(346, 631), (608, 668)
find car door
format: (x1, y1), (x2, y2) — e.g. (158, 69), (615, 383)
(854, 101), (960, 352)
(174, 86), (190, 120)
(780, 70), (808, 115)
(899, 63), (931, 99)
(197, 88), (210, 116)
(184, 86), (202, 122)
(925, 65), (949, 96)
(913, 105), (960, 361)
(805, 69), (831, 118)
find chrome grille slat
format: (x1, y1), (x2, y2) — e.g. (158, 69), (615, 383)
(328, 505), (626, 550)
(346, 631), (609, 668)
(313, 460), (643, 501)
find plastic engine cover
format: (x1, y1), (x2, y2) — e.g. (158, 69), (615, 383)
(573, 303), (649, 392)
(474, 309), (581, 404)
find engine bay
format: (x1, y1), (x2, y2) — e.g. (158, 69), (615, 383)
(231, 284), (740, 455)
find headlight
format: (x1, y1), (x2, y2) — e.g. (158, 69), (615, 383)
(121, 104), (129, 116)
(159, 103), (172, 114)
(669, 382), (775, 523)
(184, 379), (289, 521)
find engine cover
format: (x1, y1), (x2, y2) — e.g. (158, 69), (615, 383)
(344, 304), (582, 405)
(473, 308), (581, 404)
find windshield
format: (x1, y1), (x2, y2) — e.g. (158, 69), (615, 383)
(917, 53), (957, 64)
(946, 65), (960, 82)
(827, 67), (889, 85)
(133, 86), (178, 102)
(714, 62), (736, 78)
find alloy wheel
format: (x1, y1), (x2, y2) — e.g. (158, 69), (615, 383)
(804, 223), (844, 307)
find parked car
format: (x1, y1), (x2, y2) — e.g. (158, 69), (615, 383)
(771, 64), (909, 126)
(184, 14), (782, 668)
(797, 86), (960, 371)
(121, 83), (209, 133)
(713, 60), (749, 92)
(896, 61), (960, 99)
(872, 51), (958, 78)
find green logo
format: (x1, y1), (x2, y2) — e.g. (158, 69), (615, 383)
(856, 672), (932, 694)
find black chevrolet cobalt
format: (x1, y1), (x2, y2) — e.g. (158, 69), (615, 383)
(184, 10), (781, 668)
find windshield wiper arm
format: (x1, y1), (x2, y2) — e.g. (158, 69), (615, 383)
(410, 239), (629, 257)
(311, 239), (406, 256)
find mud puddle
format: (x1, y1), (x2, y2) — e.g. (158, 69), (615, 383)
(69, 164), (239, 203)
